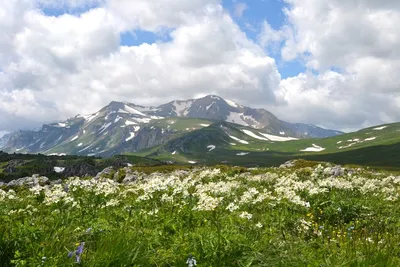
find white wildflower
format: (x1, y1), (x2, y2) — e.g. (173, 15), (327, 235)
(239, 211), (252, 220)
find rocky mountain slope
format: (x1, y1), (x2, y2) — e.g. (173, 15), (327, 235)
(0, 95), (342, 156)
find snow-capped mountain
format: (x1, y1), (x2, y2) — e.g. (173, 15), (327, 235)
(0, 95), (343, 156)
(151, 95), (342, 137)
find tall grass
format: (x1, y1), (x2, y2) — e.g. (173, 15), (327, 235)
(1, 164), (400, 266)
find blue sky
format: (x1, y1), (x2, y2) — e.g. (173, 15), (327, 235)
(42, 0), (304, 79)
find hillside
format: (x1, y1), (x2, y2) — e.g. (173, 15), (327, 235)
(134, 122), (400, 170)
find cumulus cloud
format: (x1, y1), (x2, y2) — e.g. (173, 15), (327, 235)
(0, 0), (280, 132)
(106, 0), (220, 31)
(1, 0), (400, 133)
(261, 0), (400, 130)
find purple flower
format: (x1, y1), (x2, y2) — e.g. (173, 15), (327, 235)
(68, 242), (85, 264)
(76, 242), (85, 255)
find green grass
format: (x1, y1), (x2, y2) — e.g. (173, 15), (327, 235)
(1, 164), (400, 266)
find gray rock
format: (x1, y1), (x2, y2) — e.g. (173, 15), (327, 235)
(279, 160), (297, 168)
(323, 166), (345, 177)
(122, 171), (139, 184)
(7, 175), (49, 188)
(94, 167), (115, 180)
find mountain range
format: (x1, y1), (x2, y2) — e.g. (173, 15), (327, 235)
(0, 95), (342, 157)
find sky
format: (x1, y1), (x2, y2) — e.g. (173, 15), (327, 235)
(1, 0), (400, 135)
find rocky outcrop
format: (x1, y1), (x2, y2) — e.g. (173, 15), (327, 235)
(7, 174), (49, 188)
(279, 160), (298, 168)
(94, 167), (115, 179)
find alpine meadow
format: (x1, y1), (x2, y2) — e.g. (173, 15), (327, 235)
(1, 0), (400, 266)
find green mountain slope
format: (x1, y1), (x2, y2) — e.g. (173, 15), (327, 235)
(131, 122), (400, 169)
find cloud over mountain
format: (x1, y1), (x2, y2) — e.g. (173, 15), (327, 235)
(0, 0), (399, 133)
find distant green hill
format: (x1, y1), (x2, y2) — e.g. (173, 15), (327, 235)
(130, 122), (400, 170)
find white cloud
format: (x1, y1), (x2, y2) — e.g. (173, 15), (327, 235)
(274, 71), (400, 132)
(106, 0), (220, 32)
(1, 0), (400, 134)
(261, 0), (400, 130)
(0, 0), (281, 132)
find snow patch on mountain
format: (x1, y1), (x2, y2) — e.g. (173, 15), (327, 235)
(150, 116), (163, 120)
(78, 144), (93, 153)
(71, 135), (79, 141)
(228, 135), (249, 144)
(242, 130), (269, 141)
(188, 161), (197, 164)
(124, 105), (147, 116)
(126, 132), (136, 142)
(258, 133), (298, 142)
(118, 109), (129, 114)
(206, 101), (215, 110)
(135, 118), (151, 123)
(82, 112), (99, 122)
(54, 167), (65, 173)
(77, 143), (83, 147)
(300, 144), (325, 152)
(365, 137), (376, 141)
(373, 126), (387, 130)
(172, 151), (177, 155)
(200, 124), (210, 127)
(54, 135), (63, 143)
(207, 145), (216, 151)
(241, 115), (262, 128)
(225, 99), (238, 107)
(114, 116), (123, 123)
(236, 152), (249, 156)
(125, 120), (137, 125)
(99, 122), (112, 133)
(173, 100), (193, 116)
(226, 112), (248, 126)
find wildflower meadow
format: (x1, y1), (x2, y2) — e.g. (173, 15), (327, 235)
(1, 163), (400, 266)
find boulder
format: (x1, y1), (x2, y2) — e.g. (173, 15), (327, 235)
(7, 175), (49, 188)
(323, 166), (345, 177)
(279, 160), (297, 168)
(94, 167), (115, 180)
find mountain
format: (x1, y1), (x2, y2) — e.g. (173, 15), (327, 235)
(0, 95), (342, 156)
(151, 95), (342, 138)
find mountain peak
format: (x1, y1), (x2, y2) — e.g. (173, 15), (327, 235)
(202, 94), (223, 100)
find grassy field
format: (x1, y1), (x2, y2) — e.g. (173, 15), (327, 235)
(1, 163), (400, 266)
